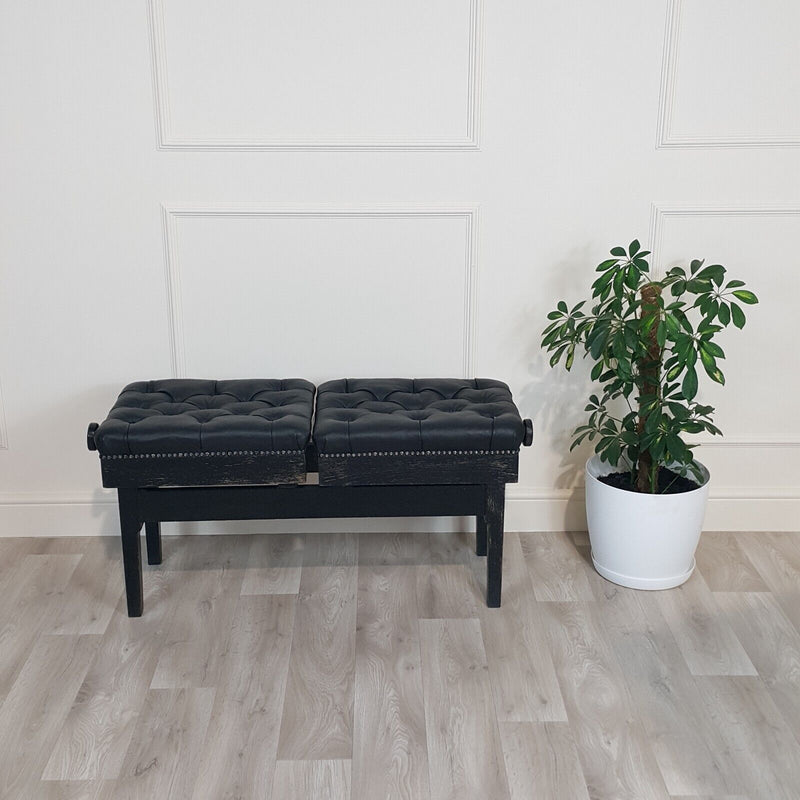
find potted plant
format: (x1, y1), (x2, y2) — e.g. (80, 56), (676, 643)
(542, 240), (757, 589)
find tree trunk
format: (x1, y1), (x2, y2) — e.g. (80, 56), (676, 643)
(637, 283), (662, 492)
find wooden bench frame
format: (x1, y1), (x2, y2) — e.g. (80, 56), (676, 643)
(89, 420), (533, 617)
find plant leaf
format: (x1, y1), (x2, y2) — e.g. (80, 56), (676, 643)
(732, 289), (758, 305)
(629, 239), (641, 257)
(682, 366), (698, 401)
(610, 246), (626, 257)
(565, 344), (575, 370)
(656, 321), (666, 348)
(697, 264), (725, 286)
(549, 344), (567, 367)
(671, 279), (686, 297)
(698, 346), (724, 383)
(613, 268), (625, 297)
(687, 278), (712, 294)
(730, 301), (746, 329)
(596, 259), (618, 272)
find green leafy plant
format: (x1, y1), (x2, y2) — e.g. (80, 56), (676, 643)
(542, 240), (758, 493)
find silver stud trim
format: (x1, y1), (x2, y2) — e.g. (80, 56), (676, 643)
(317, 449), (517, 458)
(100, 450), (304, 460)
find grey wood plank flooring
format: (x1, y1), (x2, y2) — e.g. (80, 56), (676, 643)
(115, 687), (215, 799)
(241, 532), (304, 596)
(0, 634), (100, 799)
(37, 779), (117, 800)
(713, 591), (800, 748)
(46, 538), (124, 636)
(693, 676), (800, 800)
(1, 531), (799, 799)
(593, 584), (744, 795)
(694, 531), (770, 593)
(416, 532), (482, 619)
(272, 759), (352, 800)
(475, 532), (567, 722)
(521, 531), (595, 601)
(500, 721), (590, 800)
(42, 576), (174, 781)
(542, 600), (670, 799)
(669, 796), (750, 800)
(351, 563), (430, 800)
(419, 617), (510, 800)
(738, 531), (800, 633)
(276, 533), (358, 760)
(0, 554), (84, 700)
(190, 594), (295, 799)
(149, 536), (250, 689)
(652, 572), (757, 676)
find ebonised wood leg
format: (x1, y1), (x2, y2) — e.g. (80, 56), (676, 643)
(485, 483), (505, 608)
(118, 488), (143, 617)
(145, 520), (162, 565)
(476, 512), (487, 556)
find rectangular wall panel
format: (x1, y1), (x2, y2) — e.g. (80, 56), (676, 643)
(658, 0), (800, 147)
(163, 208), (477, 380)
(150, 0), (482, 149)
(650, 206), (800, 443)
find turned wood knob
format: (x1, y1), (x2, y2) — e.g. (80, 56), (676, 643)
(523, 418), (533, 447)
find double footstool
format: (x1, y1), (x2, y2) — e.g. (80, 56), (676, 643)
(88, 378), (533, 616)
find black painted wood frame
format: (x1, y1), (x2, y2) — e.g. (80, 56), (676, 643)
(116, 481), (506, 617)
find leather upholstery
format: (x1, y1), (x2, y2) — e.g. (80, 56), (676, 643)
(94, 379), (315, 455)
(313, 378), (524, 454)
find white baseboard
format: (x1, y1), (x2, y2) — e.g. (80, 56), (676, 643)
(0, 488), (797, 537)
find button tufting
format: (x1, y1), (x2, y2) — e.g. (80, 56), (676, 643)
(93, 379), (315, 456)
(313, 378), (525, 455)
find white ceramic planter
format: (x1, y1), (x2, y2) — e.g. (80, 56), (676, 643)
(585, 454), (710, 590)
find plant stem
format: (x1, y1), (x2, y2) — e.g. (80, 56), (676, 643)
(636, 283), (663, 493)
(661, 469), (684, 494)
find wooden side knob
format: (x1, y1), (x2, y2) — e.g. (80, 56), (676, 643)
(87, 422), (99, 451)
(523, 418), (533, 447)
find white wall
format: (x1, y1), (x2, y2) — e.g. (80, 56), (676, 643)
(1, 0), (798, 536)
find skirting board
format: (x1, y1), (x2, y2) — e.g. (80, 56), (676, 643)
(0, 492), (797, 536)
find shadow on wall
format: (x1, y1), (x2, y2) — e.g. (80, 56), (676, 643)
(512, 245), (602, 530)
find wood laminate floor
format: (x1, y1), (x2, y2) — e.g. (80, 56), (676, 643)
(0, 529), (798, 799)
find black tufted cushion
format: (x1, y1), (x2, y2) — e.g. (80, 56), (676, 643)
(94, 379), (315, 455)
(313, 378), (524, 454)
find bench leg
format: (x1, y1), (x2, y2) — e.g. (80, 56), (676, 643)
(485, 483), (505, 608)
(118, 489), (143, 617)
(476, 513), (487, 556)
(145, 520), (162, 565)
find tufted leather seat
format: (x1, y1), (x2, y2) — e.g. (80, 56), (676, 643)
(94, 379), (315, 455)
(313, 378), (524, 454)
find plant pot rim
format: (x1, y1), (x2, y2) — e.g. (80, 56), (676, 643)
(585, 453), (710, 495)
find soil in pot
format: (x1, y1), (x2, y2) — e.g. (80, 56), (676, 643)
(598, 467), (699, 495)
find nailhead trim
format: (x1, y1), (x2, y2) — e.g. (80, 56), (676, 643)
(100, 448), (517, 460)
(100, 450), (303, 460)
(318, 449), (517, 458)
